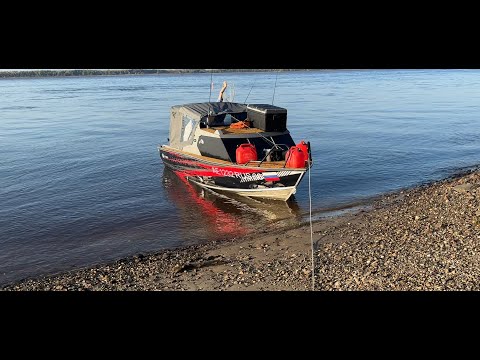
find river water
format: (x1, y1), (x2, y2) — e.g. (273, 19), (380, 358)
(1, 69), (480, 285)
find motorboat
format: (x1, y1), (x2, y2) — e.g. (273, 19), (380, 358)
(158, 101), (312, 201)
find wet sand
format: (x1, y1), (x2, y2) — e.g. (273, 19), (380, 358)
(4, 169), (480, 291)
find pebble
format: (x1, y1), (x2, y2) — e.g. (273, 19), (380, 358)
(4, 170), (480, 291)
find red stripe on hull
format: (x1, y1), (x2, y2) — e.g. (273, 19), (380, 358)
(160, 148), (266, 176)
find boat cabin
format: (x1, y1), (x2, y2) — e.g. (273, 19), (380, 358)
(168, 102), (296, 163)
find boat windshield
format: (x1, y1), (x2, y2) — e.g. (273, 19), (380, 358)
(203, 112), (248, 128)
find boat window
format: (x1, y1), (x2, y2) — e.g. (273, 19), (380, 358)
(223, 113), (247, 126)
(224, 114), (233, 126)
(181, 115), (197, 143)
(207, 114), (226, 127)
(231, 112), (248, 123)
(202, 112), (248, 128)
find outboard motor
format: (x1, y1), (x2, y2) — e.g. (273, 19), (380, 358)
(264, 147), (285, 162)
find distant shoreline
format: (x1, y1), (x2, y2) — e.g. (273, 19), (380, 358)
(0, 69), (312, 79)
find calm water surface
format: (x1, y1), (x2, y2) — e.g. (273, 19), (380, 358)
(1, 69), (480, 285)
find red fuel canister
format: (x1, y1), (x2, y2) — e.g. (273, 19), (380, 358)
(285, 146), (306, 168)
(236, 144), (258, 164)
(296, 140), (309, 166)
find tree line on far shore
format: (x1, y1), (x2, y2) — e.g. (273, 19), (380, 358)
(0, 69), (305, 78)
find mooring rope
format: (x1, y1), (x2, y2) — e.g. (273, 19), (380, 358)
(308, 155), (315, 291)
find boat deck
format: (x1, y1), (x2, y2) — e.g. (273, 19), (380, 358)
(202, 126), (264, 135)
(161, 146), (292, 169)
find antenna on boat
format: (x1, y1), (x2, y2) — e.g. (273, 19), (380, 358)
(271, 71), (279, 105)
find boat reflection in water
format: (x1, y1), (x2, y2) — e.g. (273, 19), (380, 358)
(162, 167), (301, 242)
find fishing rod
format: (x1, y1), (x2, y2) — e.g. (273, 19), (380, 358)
(244, 78), (257, 104)
(208, 71), (213, 102)
(272, 71), (279, 105)
(207, 71), (214, 123)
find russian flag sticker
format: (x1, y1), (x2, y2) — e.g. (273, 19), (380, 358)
(264, 172), (280, 182)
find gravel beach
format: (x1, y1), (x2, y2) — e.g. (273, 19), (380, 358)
(4, 169), (480, 291)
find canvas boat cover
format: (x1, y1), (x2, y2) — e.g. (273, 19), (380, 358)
(169, 102), (247, 149)
(172, 102), (247, 119)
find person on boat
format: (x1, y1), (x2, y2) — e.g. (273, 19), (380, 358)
(217, 81), (227, 102)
